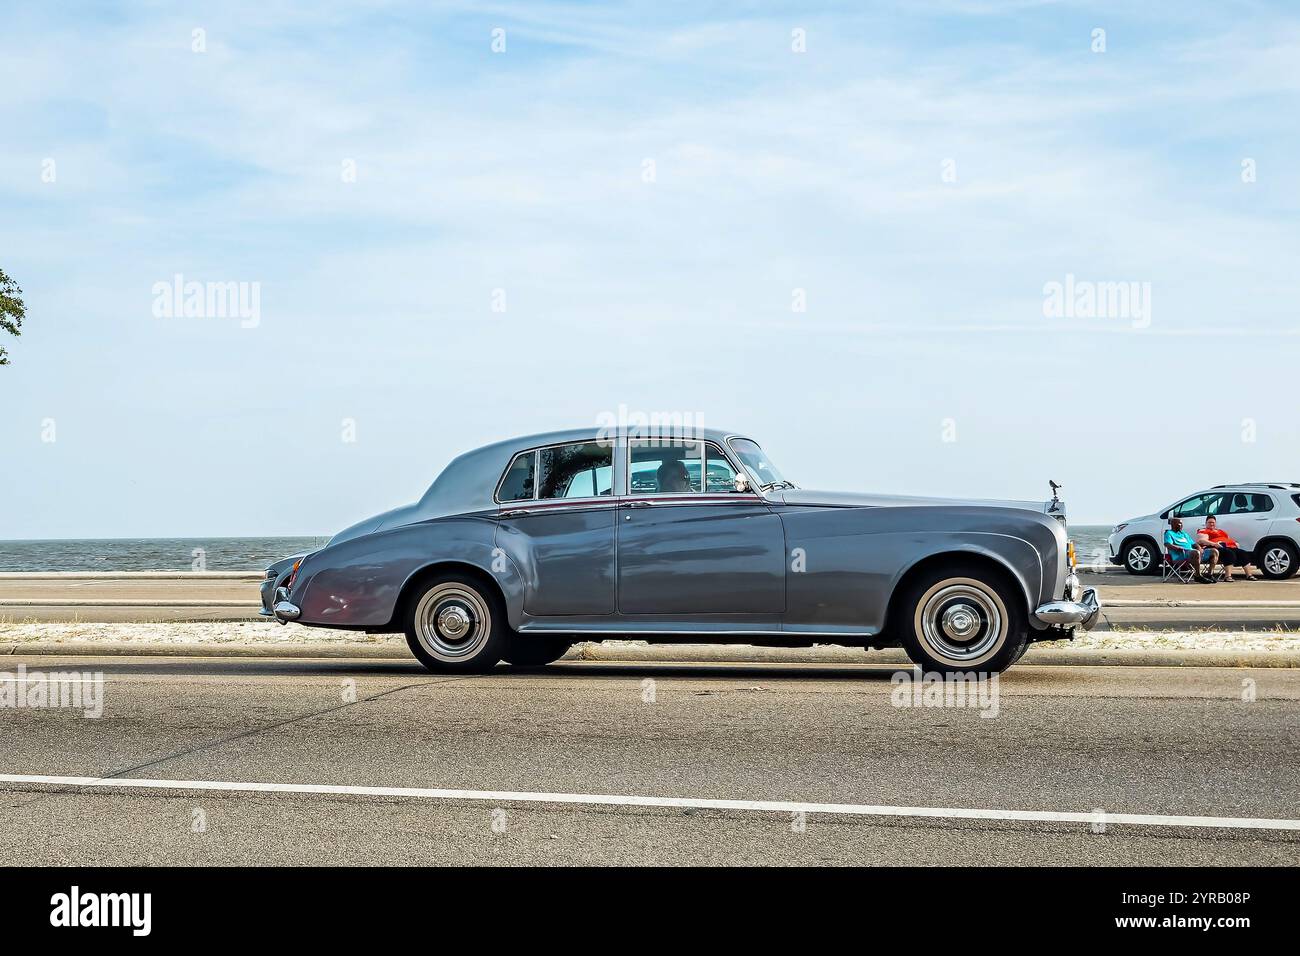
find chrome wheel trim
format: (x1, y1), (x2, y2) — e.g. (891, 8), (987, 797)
(1264, 547), (1292, 576)
(1127, 544), (1152, 572)
(914, 577), (1008, 668)
(413, 583), (492, 663)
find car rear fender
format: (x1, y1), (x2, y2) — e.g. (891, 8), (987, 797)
(291, 515), (524, 629)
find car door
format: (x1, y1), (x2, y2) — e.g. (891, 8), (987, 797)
(616, 439), (786, 615)
(1218, 492), (1275, 550)
(494, 441), (617, 616)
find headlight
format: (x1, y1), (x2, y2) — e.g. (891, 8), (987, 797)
(1112, 523), (1128, 533)
(264, 568), (279, 579)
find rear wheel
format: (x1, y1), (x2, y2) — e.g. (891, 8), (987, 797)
(404, 574), (507, 673)
(896, 565), (1028, 674)
(502, 636), (573, 667)
(1122, 539), (1158, 575)
(1259, 541), (1299, 580)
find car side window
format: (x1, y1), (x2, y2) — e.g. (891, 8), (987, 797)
(538, 442), (614, 499)
(1174, 493), (1225, 518)
(702, 443), (740, 493)
(498, 451), (537, 502)
(1231, 493), (1274, 513)
(629, 440), (703, 494)
(627, 440), (743, 494)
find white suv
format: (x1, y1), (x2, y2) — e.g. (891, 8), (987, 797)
(1108, 484), (1300, 579)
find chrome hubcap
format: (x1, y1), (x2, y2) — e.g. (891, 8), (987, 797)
(941, 604), (980, 640)
(437, 605), (471, 638)
(915, 578), (1007, 667)
(413, 584), (491, 663)
(1265, 548), (1291, 575)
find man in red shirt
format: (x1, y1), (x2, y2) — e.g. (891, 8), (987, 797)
(1197, 516), (1260, 581)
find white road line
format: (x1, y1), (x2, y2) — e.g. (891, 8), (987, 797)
(0, 678), (102, 684)
(1, 773), (1297, 831)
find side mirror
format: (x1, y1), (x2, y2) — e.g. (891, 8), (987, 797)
(734, 474), (750, 493)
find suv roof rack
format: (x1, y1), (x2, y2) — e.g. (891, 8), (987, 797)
(1211, 482), (1299, 490)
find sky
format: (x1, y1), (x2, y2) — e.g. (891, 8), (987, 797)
(2, 0), (1298, 538)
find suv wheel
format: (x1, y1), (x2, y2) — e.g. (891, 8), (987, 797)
(1122, 539), (1158, 575)
(1259, 541), (1299, 580)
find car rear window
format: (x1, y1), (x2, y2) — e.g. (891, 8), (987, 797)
(498, 451), (536, 502)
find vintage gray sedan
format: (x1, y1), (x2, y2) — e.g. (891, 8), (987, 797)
(262, 427), (1100, 673)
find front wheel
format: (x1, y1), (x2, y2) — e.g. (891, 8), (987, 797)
(896, 566), (1028, 674)
(1122, 539), (1158, 575)
(404, 574), (507, 673)
(1258, 541), (1299, 580)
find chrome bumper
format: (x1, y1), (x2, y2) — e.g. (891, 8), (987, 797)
(271, 586), (301, 624)
(1035, 587), (1101, 630)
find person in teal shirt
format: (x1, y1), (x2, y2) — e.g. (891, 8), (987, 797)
(1165, 517), (1218, 582)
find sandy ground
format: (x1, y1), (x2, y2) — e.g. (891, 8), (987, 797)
(0, 620), (401, 647)
(3, 620), (1300, 654)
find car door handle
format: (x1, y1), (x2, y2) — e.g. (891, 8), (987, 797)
(621, 500), (654, 508)
(500, 509), (530, 518)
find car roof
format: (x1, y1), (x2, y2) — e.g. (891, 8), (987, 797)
(413, 426), (755, 517)
(481, 425), (750, 450)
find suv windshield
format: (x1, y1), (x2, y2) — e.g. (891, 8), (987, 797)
(729, 439), (790, 489)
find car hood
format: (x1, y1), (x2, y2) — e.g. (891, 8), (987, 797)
(774, 488), (1062, 516)
(1117, 514), (1155, 526)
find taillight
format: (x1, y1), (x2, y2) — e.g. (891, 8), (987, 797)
(1066, 541), (1077, 568)
(286, 558), (303, 587)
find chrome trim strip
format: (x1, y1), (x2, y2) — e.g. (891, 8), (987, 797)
(498, 497), (619, 516)
(497, 494), (762, 518)
(517, 626), (875, 637)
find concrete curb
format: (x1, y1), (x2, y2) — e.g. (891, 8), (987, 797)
(2, 641), (1297, 668)
(0, 600), (258, 608)
(1103, 600), (1300, 608)
(0, 642), (407, 660)
(0, 572), (263, 580)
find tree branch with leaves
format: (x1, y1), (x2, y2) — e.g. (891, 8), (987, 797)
(0, 268), (25, 365)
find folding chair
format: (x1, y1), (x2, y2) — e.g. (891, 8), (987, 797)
(1161, 544), (1197, 583)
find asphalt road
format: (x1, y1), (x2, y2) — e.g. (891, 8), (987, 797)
(1, 654), (1297, 865)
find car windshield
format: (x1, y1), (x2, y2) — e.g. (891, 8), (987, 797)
(729, 439), (791, 489)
